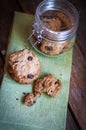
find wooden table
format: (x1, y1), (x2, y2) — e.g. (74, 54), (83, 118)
(0, 0), (86, 130)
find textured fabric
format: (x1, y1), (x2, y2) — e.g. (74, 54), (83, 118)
(0, 12), (73, 130)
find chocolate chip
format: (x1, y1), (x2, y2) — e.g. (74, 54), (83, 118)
(28, 100), (33, 105)
(42, 15), (46, 19)
(45, 46), (53, 50)
(27, 100), (36, 106)
(42, 15), (54, 19)
(28, 56), (33, 61)
(27, 74), (34, 79)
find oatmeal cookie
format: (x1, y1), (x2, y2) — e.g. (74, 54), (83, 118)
(24, 74), (62, 107)
(24, 93), (36, 106)
(8, 49), (40, 84)
(40, 39), (69, 55)
(41, 16), (61, 31)
(33, 74), (62, 97)
(40, 10), (72, 31)
(56, 12), (73, 30)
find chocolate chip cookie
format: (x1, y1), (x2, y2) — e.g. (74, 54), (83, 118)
(40, 39), (69, 55)
(8, 49), (40, 84)
(33, 74), (62, 98)
(41, 15), (61, 31)
(40, 10), (72, 31)
(24, 74), (62, 107)
(56, 12), (73, 30)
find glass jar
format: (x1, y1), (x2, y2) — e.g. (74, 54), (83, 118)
(30, 0), (79, 56)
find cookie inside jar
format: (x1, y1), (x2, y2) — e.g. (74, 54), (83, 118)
(40, 10), (73, 31)
(31, 0), (79, 56)
(33, 10), (73, 56)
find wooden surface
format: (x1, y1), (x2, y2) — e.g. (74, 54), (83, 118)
(0, 0), (86, 130)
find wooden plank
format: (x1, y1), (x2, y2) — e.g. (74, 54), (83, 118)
(18, 0), (43, 14)
(69, 0), (86, 58)
(69, 43), (86, 130)
(66, 108), (80, 130)
(0, 0), (21, 51)
(0, 56), (3, 85)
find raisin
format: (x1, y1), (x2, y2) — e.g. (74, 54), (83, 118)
(46, 16), (54, 19)
(45, 46), (53, 50)
(28, 100), (33, 105)
(27, 100), (36, 106)
(28, 56), (33, 61)
(42, 15), (46, 19)
(27, 74), (34, 79)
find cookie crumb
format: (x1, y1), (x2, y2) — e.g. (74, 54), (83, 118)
(16, 98), (19, 100)
(33, 74), (62, 98)
(23, 92), (27, 95)
(12, 107), (15, 109)
(24, 93), (36, 107)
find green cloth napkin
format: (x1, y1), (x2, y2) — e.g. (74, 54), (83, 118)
(0, 12), (73, 130)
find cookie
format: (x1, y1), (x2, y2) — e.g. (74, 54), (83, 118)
(33, 74), (62, 97)
(40, 39), (69, 55)
(38, 10), (72, 56)
(40, 10), (72, 31)
(41, 16), (61, 31)
(24, 74), (62, 107)
(24, 93), (36, 106)
(8, 49), (40, 84)
(56, 12), (72, 30)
